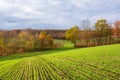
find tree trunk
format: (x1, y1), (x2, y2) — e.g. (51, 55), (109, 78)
(74, 42), (76, 48)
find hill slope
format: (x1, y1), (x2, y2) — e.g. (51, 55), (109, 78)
(0, 41), (120, 80)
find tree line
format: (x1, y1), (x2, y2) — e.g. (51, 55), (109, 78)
(0, 19), (120, 56)
(0, 31), (59, 56)
(66, 19), (120, 47)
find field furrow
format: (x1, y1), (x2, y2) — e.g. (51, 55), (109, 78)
(0, 43), (120, 80)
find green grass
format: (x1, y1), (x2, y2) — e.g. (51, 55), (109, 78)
(0, 40), (120, 80)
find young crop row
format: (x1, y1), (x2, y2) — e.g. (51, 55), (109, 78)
(1, 55), (120, 80)
(1, 57), (74, 80)
(43, 56), (120, 80)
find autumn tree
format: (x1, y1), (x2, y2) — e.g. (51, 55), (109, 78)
(25, 35), (35, 50)
(39, 31), (53, 49)
(0, 33), (4, 55)
(19, 31), (29, 49)
(39, 31), (47, 48)
(46, 34), (53, 47)
(19, 31), (36, 50)
(7, 38), (19, 54)
(113, 20), (120, 42)
(95, 19), (112, 45)
(66, 25), (80, 47)
(83, 28), (93, 46)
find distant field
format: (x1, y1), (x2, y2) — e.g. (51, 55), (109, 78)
(0, 40), (120, 80)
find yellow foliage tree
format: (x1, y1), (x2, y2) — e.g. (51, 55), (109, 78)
(66, 25), (80, 47)
(95, 19), (112, 45)
(47, 34), (53, 47)
(0, 34), (4, 55)
(39, 31), (53, 49)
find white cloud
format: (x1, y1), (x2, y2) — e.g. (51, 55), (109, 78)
(0, 0), (120, 29)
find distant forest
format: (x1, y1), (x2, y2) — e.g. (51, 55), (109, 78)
(0, 19), (120, 56)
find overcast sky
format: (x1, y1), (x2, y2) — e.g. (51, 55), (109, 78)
(0, 0), (120, 30)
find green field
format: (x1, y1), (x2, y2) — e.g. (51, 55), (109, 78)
(0, 40), (120, 80)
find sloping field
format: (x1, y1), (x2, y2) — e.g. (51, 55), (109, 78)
(0, 41), (120, 80)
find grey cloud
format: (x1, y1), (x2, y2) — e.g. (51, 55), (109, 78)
(0, 0), (120, 29)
